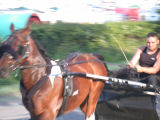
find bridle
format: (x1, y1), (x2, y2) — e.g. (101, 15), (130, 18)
(1, 31), (30, 71)
(14, 33), (30, 68)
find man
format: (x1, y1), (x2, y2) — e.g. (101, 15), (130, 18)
(128, 32), (160, 90)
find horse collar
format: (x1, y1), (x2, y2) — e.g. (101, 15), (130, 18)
(48, 60), (62, 87)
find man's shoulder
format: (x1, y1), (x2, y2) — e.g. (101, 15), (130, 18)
(137, 46), (146, 51)
(138, 46), (146, 50)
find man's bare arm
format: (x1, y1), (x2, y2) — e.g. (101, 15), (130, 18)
(136, 52), (160, 74)
(128, 47), (143, 68)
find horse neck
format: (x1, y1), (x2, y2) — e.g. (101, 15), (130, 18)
(21, 38), (47, 90)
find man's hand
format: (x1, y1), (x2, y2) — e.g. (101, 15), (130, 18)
(135, 65), (143, 73)
(127, 63), (135, 68)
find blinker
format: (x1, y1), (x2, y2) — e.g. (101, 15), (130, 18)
(0, 45), (18, 60)
(18, 46), (24, 55)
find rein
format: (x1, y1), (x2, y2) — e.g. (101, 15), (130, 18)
(111, 34), (129, 63)
(19, 59), (105, 70)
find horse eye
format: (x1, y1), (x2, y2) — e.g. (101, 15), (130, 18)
(18, 46), (24, 55)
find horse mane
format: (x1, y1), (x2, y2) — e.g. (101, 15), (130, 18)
(92, 53), (105, 61)
(33, 39), (51, 64)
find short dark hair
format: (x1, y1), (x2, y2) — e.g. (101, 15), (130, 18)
(146, 32), (159, 39)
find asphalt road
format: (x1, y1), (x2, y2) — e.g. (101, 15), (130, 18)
(1, 94), (160, 120)
(0, 95), (85, 120)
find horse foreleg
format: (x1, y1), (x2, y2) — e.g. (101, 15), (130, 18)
(85, 102), (96, 120)
(80, 95), (88, 113)
(80, 94), (96, 120)
(86, 113), (95, 120)
(80, 95), (96, 120)
(84, 84), (104, 120)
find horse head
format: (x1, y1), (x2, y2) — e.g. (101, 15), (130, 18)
(0, 23), (31, 78)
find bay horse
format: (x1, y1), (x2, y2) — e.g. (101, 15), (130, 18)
(0, 23), (107, 120)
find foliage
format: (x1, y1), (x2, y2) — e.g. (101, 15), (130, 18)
(0, 70), (20, 87)
(31, 21), (160, 63)
(31, 23), (107, 59)
(1, 21), (160, 88)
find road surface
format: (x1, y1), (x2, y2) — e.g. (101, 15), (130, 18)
(0, 94), (85, 120)
(0, 94), (160, 120)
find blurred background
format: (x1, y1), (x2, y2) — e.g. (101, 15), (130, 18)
(1, 0), (160, 24)
(0, 0), (160, 92)
(1, 0), (160, 59)
(0, 0), (160, 119)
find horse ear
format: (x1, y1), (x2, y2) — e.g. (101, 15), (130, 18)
(10, 23), (15, 32)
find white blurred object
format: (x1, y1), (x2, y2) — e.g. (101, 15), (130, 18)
(140, 7), (160, 21)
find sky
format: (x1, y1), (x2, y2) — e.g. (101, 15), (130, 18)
(0, 0), (158, 23)
(0, 0), (158, 11)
